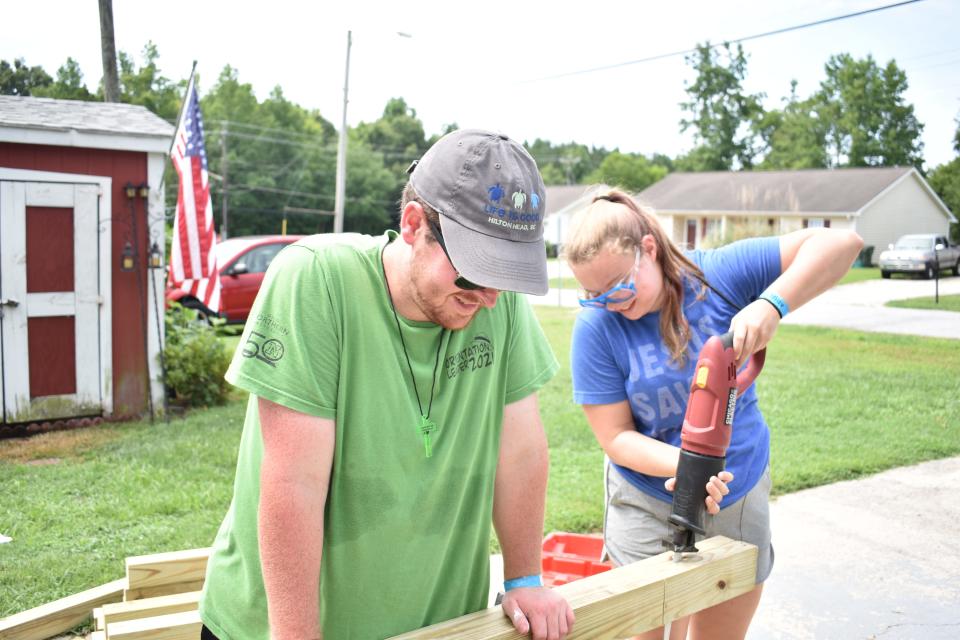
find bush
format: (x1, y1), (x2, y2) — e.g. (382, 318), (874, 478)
(700, 218), (777, 249)
(163, 303), (232, 408)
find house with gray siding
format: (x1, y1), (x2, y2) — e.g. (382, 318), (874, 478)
(544, 168), (955, 264)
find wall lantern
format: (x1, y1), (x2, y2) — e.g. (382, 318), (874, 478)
(138, 183), (150, 199)
(124, 182), (137, 200)
(120, 241), (135, 272)
(148, 242), (164, 270)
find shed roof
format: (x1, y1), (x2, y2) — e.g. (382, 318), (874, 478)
(0, 96), (174, 137)
(637, 167), (913, 214)
(0, 96), (174, 153)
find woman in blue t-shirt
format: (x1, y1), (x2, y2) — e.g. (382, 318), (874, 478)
(565, 188), (862, 640)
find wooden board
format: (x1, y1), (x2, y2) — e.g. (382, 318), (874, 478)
(124, 581), (204, 603)
(388, 536), (757, 640)
(125, 548), (210, 591)
(0, 577), (126, 640)
(106, 610), (202, 640)
(102, 591), (201, 625)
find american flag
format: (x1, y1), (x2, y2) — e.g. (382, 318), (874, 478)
(169, 75), (220, 313)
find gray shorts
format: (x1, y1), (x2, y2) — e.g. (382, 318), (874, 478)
(603, 461), (774, 584)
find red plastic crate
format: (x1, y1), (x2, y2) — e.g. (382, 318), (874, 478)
(541, 532), (614, 587)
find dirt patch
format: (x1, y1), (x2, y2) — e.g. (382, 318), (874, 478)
(0, 427), (123, 464)
(25, 457), (63, 466)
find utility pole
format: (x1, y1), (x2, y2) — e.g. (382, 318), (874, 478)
(333, 30), (352, 234)
(98, 0), (120, 102)
(559, 155), (578, 185)
(220, 122), (229, 239)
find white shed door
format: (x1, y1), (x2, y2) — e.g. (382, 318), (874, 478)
(0, 181), (103, 423)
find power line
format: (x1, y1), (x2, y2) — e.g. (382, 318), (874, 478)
(211, 183), (397, 207)
(527, 0), (926, 83)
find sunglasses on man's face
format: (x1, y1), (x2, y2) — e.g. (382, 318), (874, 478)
(425, 218), (485, 291)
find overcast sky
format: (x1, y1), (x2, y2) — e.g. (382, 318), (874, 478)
(4, 0), (959, 169)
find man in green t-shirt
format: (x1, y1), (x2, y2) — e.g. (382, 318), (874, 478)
(200, 129), (575, 640)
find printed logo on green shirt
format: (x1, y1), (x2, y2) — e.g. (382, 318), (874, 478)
(444, 335), (494, 380)
(254, 312), (290, 336)
(241, 331), (285, 367)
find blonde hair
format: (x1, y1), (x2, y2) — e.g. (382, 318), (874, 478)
(563, 188), (707, 364)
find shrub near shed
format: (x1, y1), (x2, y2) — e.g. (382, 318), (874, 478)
(163, 304), (233, 408)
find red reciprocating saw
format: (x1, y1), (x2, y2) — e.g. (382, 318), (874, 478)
(668, 331), (765, 560)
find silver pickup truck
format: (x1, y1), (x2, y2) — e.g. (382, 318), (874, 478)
(878, 233), (960, 279)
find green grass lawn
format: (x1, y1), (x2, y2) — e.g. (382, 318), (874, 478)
(548, 276), (580, 290)
(2, 309), (959, 616)
(887, 293), (960, 312)
(837, 267), (880, 285)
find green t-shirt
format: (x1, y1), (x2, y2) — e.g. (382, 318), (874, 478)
(200, 231), (558, 640)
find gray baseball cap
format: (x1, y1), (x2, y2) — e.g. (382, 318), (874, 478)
(408, 129), (548, 295)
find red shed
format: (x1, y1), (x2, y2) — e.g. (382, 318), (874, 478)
(0, 96), (173, 425)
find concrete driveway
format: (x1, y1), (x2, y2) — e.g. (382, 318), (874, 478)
(782, 275), (960, 339)
(749, 457), (960, 640)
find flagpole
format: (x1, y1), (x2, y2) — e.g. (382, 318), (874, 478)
(168, 60), (198, 158)
(155, 60), (197, 200)
(152, 60), (196, 423)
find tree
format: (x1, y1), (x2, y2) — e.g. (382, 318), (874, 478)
(679, 42), (764, 170)
(354, 97), (429, 195)
(32, 58), (95, 101)
(0, 58), (52, 96)
(526, 139), (607, 185)
(98, 0), (120, 102)
(353, 97), (431, 226)
(586, 151), (667, 192)
(200, 66), (337, 236)
(755, 80), (829, 169)
(817, 53), (923, 167)
(354, 97), (427, 161)
(927, 118), (960, 243)
(117, 42), (182, 121)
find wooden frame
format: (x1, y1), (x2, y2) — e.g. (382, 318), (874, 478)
(389, 536), (757, 640)
(0, 537), (754, 640)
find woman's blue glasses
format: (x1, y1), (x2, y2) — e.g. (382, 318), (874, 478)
(578, 252), (640, 308)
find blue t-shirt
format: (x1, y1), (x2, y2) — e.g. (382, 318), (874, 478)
(571, 237), (781, 506)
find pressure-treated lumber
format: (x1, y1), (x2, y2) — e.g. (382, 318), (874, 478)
(124, 580), (204, 603)
(125, 548), (210, 592)
(0, 577), (126, 640)
(106, 609), (202, 640)
(102, 591), (201, 626)
(389, 536), (757, 640)
(93, 607), (105, 631)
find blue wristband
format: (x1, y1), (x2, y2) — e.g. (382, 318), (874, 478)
(504, 574), (542, 591)
(758, 291), (789, 319)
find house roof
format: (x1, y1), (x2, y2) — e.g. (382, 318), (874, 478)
(0, 96), (174, 153)
(544, 184), (606, 215)
(637, 167), (914, 214)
